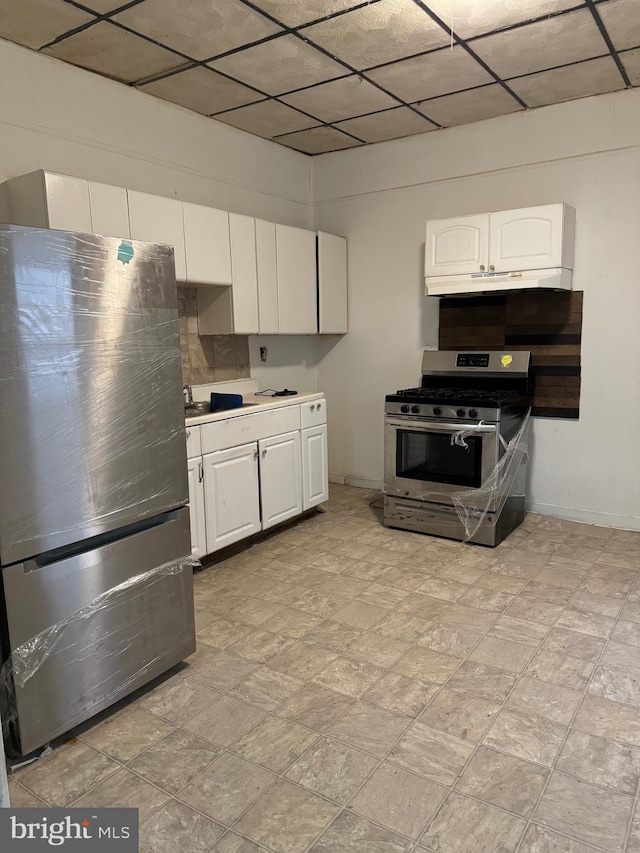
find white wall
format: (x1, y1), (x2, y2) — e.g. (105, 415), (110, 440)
(0, 37), (319, 392)
(313, 88), (640, 530)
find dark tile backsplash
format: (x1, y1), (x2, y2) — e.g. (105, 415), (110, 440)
(178, 286), (250, 385)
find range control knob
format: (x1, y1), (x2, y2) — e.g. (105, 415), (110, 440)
(411, 405), (420, 414)
(468, 409), (478, 419)
(433, 406), (442, 416)
(457, 408), (466, 418)
(400, 405), (410, 414)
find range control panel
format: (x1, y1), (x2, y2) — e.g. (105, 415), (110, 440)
(456, 354), (490, 368)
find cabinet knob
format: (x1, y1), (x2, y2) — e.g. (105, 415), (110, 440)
(186, 430), (191, 438)
(317, 402), (322, 410)
(310, 404), (315, 411)
(490, 264), (495, 272)
(253, 449), (259, 460)
(262, 449), (267, 458)
(479, 264), (485, 272)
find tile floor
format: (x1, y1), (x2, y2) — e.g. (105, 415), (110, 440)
(8, 484), (640, 853)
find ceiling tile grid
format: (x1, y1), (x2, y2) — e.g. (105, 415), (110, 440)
(0, 0), (638, 153)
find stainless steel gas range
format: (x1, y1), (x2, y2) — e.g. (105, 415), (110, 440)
(384, 350), (531, 546)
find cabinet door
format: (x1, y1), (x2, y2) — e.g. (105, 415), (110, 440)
(255, 219), (279, 334)
(183, 202), (232, 285)
(302, 425), (328, 510)
(275, 224), (317, 334)
(187, 457), (207, 561)
(230, 213), (259, 334)
(259, 431), (302, 529)
(489, 204), (570, 272)
(44, 173), (93, 232)
(318, 232), (347, 334)
(128, 190), (187, 281)
(425, 214), (489, 277)
(89, 181), (131, 238)
(203, 443), (261, 552)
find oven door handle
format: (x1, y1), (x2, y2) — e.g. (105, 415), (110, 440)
(386, 419), (498, 434)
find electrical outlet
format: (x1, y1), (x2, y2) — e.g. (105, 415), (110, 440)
(259, 346), (268, 362)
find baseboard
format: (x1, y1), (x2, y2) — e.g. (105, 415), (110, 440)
(527, 501), (640, 532)
(344, 476), (384, 491)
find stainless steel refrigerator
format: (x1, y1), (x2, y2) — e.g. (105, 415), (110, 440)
(0, 224), (195, 755)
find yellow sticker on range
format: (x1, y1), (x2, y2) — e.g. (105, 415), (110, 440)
(501, 354), (513, 367)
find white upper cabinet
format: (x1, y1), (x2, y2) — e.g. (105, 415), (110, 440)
(127, 190), (187, 281)
(5, 171), (93, 232)
(88, 181), (130, 238)
(318, 231), (348, 334)
(229, 213), (259, 334)
(255, 219), (279, 334)
(425, 213), (489, 277)
(276, 224), (317, 334)
(183, 202), (232, 285)
(489, 204), (575, 272)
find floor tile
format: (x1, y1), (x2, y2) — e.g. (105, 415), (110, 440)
(483, 708), (566, 767)
(184, 695), (267, 747)
(526, 650), (594, 690)
(490, 552), (549, 579)
(393, 647), (461, 684)
(417, 624), (483, 656)
(227, 628), (294, 663)
(277, 683), (354, 732)
(231, 599), (284, 627)
(129, 729), (220, 794)
(347, 631), (411, 668)
(332, 600), (387, 630)
(418, 688), (500, 741)
(621, 600), (640, 623)
(628, 801), (640, 853)
(433, 562), (487, 586)
(506, 676), (582, 724)
(212, 833), (264, 852)
(261, 580), (307, 605)
(351, 761), (447, 840)
(396, 593), (452, 621)
(292, 588), (350, 619)
(487, 614), (548, 647)
(74, 767), (168, 821)
(82, 706), (175, 761)
(313, 655), (384, 698)
(328, 702), (410, 757)
(570, 590), (623, 617)
(533, 568), (584, 590)
(456, 745), (548, 817)
(439, 604), (497, 633)
(317, 575), (369, 598)
(541, 627), (605, 662)
(600, 640), (640, 673)
(505, 597), (563, 627)
(389, 721), (474, 785)
(476, 573), (527, 594)
(302, 620), (362, 652)
(418, 576), (470, 601)
(197, 616), (255, 648)
(178, 753), (275, 826)
(342, 560), (388, 580)
(229, 667), (303, 711)
(311, 552), (360, 574)
(185, 649), (258, 692)
(138, 675), (220, 725)
(556, 606), (615, 639)
(364, 671), (439, 717)
(580, 575), (630, 599)
(379, 567), (433, 592)
(140, 800), (224, 853)
(522, 583), (573, 606)
(457, 586), (514, 612)
(376, 611), (433, 642)
(263, 608), (323, 638)
(446, 660), (518, 702)
(7, 780), (47, 808)
(556, 728), (640, 795)
(588, 664), (640, 708)
(611, 619), (640, 647)
(422, 790), (526, 853)
(16, 742), (119, 807)
(285, 737), (378, 804)
(234, 779), (339, 853)
(469, 636), (534, 674)
(356, 582), (408, 609)
(573, 694), (640, 747)
(534, 772), (633, 852)
(519, 823), (599, 852)
(233, 716), (318, 773)
(309, 811), (413, 853)
(268, 641), (339, 680)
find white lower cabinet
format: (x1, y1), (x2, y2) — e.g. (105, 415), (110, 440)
(203, 442), (261, 552)
(187, 456), (207, 561)
(302, 424), (329, 510)
(259, 431), (302, 530)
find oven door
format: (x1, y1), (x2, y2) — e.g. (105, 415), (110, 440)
(384, 417), (500, 504)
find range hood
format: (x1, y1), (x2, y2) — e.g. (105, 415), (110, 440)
(426, 266), (572, 297)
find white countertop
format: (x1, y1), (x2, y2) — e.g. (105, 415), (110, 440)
(185, 390), (325, 426)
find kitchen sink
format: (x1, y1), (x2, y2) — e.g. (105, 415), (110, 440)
(184, 402), (258, 418)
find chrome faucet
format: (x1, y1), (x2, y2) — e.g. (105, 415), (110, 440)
(183, 385), (193, 406)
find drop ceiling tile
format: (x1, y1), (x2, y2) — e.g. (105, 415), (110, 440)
(424, 0), (585, 40)
(508, 56), (625, 107)
(621, 48), (640, 85)
(276, 126), (362, 154)
(472, 9), (609, 79)
(215, 100), (317, 138)
(598, 0), (640, 51)
(303, 0), (450, 70)
(114, 0), (282, 61)
(367, 45), (493, 103)
(79, 0), (126, 12)
(281, 75), (397, 123)
(248, 0), (365, 27)
(335, 106), (437, 142)
(416, 82), (523, 126)
(44, 21), (184, 83)
(0, 0), (94, 50)
(141, 67), (261, 115)
(209, 35), (347, 96)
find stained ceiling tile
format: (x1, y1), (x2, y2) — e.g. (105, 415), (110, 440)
(0, 0), (95, 50)
(214, 100), (317, 137)
(335, 106), (437, 142)
(276, 126), (362, 154)
(281, 75), (397, 122)
(114, 0), (282, 61)
(209, 35), (347, 96)
(44, 21), (184, 83)
(247, 0), (365, 27)
(508, 56), (626, 107)
(417, 82), (523, 126)
(472, 9), (608, 79)
(424, 0), (585, 40)
(598, 0), (640, 52)
(141, 66), (260, 114)
(303, 0), (451, 70)
(620, 48), (640, 86)
(367, 45), (492, 103)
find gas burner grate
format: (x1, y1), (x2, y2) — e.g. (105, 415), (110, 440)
(395, 387), (520, 404)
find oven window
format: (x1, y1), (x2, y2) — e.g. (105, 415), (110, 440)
(396, 429), (483, 488)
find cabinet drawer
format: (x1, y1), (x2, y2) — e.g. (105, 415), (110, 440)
(202, 405), (301, 454)
(301, 398), (327, 428)
(185, 425), (202, 459)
